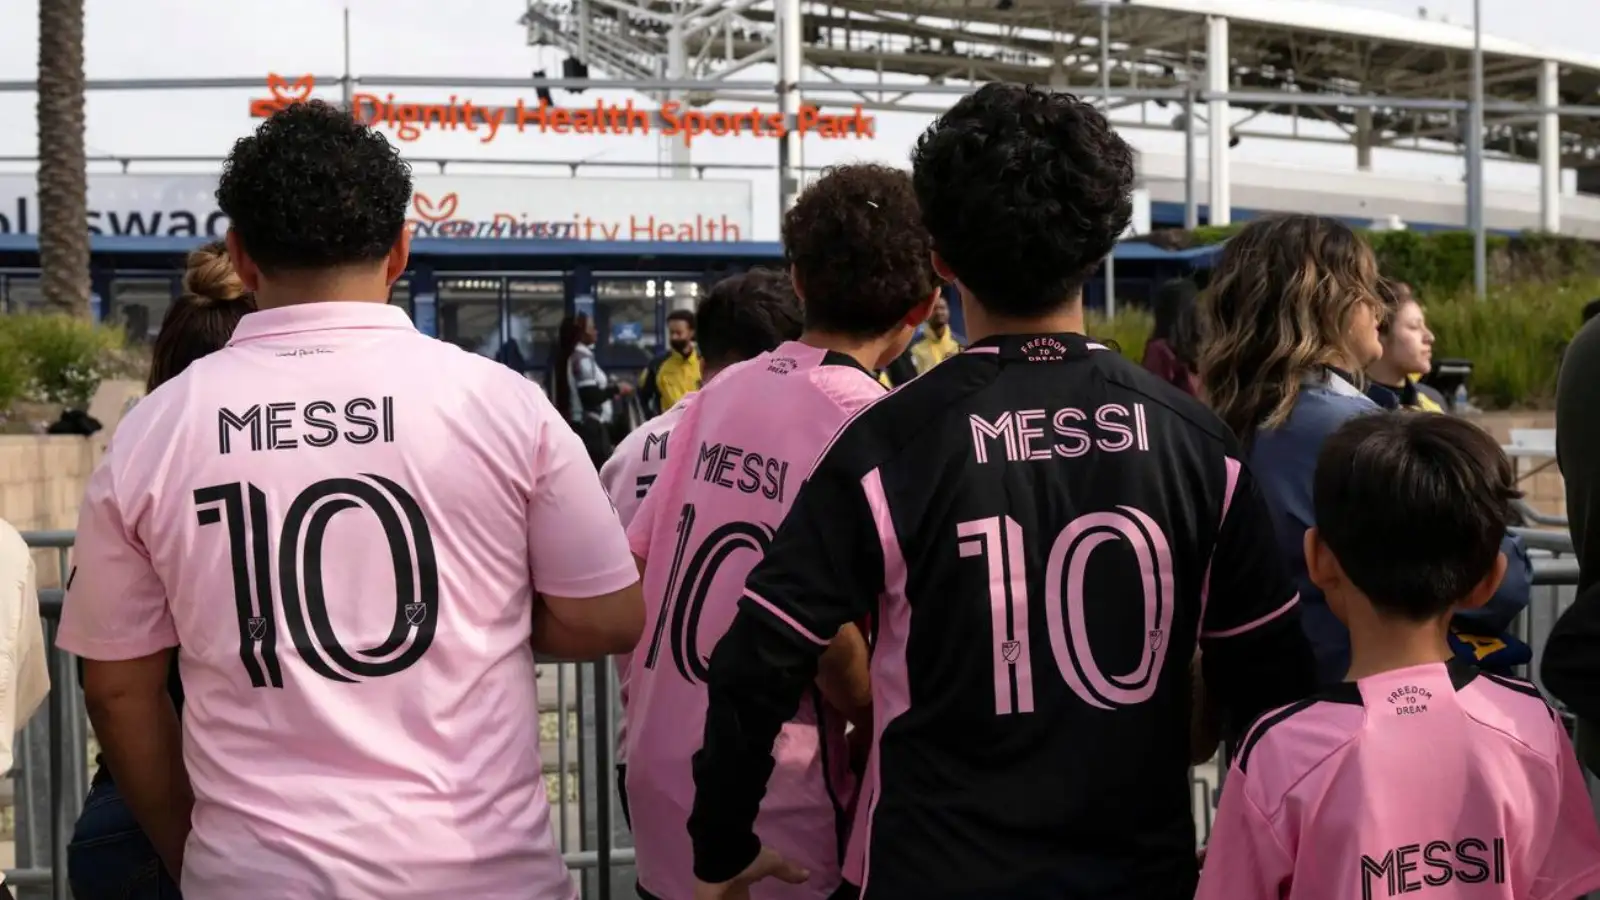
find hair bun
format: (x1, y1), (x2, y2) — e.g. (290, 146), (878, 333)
(183, 242), (248, 307)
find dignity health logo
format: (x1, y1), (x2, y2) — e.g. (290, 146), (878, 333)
(247, 73), (877, 146)
(405, 191), (744, 242)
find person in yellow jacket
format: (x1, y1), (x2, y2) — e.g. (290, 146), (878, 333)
(908, 295), (962, 374)
(1365, 279), (1447, 412)
(639, 309), (703, 415)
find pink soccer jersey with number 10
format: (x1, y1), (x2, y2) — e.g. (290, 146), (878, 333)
(57, 302), (638, 900)
(1197, 659), (1600, 900)
(624, 341), (884, 900)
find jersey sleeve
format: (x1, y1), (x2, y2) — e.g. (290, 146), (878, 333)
(1194, 762), (1294, 900)
(688, 450), (884, 884)
(56, 460), (178, 661)
(1198, 458), (1318, 731)
(739, 449), (883, 650)
(1531, 718), (1600, 900)
(526, 412), (637, 599)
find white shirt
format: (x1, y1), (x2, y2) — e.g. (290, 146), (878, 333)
(0, 519), (50, 776)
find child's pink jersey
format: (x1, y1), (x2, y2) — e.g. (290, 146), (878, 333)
(1197, 659), (1600, 900)
(599, 396), (695, 760)
(624, 342), (883, 900)
(57, 302), (637, 900)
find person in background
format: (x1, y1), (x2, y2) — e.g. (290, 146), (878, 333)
(874, 348), (918, 388)
(1200, 214), (1531, 687)
(0, 517), (51, 900)
(1141, 277), (1201, 396)
(66, 241), (255, 900)
(687, 84), (1315, 900)
(908, 294), (962, 374)
(1544, 302), (1600, 773)
(598, 267), (804, 828)
(552, 312), (634, 466)
(638, 309), (703, 416)
(57, 100), (642, 899)
(628, 164), (929, 900)
(1363, 279), (1445, 412)
(1197, 412), (1600, 900)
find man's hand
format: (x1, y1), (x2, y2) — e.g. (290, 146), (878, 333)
(692, 847), (809, 900)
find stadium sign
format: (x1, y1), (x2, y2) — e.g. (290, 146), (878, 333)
(0, 174), (754, 242)
(248, 73), (876, 146)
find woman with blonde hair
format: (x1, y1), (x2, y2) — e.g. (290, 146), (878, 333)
(66, 240), (254, 900)
(1199, 214), (1529, 685)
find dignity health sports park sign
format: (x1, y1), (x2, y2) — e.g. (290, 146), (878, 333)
(0, 174), (754, 242)
(250, 74), (876, 146)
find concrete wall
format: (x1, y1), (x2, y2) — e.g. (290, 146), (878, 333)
(0, 435), (100, 587)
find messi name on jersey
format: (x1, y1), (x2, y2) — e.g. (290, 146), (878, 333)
(1360, 838), (1507, 900)
(217, 397), (397, 454)
(691, 441), (791, 503)
(969, 403), (1150, 464)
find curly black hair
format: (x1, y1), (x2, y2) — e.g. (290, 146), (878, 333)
(781, 163), (936, 338)
(911, 84), (1134, 317)
(695, 267), (804, 369)
(217, 100), (413, 272)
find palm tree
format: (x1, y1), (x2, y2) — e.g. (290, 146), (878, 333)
(37, 0), (90, 318)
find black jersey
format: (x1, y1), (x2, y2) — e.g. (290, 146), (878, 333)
(689, 332), (1317, 900)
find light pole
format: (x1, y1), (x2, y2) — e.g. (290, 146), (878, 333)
(1098, 0), (1117, 319)
(1468, 0), (1487, 300)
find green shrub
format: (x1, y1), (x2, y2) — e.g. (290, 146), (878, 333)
(0, 327), (26, 414)
(0, 313), (134, 409)
(1087, 307), (1155, 364)
(1424, 278), (1596, 410)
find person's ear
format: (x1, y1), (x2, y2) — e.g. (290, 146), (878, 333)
(903, 289), (938, 329)
(1303, 527), (1343, 594)
(931, 251), (956, 284)
(225, 230), (262, 293)
(385, 227), (412, 287)
(789, 265), (806, 304)
(1456, 552), (1508, 612)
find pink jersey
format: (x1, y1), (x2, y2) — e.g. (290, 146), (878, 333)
(57, 302), (637, 900)
(599, 396), (694, 761)
(624, 342), (883, 900)
(1197, 659), (1600, 900)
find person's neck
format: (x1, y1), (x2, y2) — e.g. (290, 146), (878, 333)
(251, 267), (393, 311)
(1365, 357), (1409, 388)
(1340, 595), (1453, 681)
(928, 324), (948, 341)
(963, 302), (1085, 346)
(799, 329), (900, 373)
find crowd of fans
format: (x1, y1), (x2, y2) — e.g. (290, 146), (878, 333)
(0, 83), (1594, 900)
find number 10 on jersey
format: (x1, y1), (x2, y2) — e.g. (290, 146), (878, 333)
(958, 508), (1175, 715)
(194, 476), (440, 688)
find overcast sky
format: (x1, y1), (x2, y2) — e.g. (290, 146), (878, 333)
(0, 0), (1592, 238)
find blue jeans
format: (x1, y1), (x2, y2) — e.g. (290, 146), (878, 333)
(67, 773), (182, 900)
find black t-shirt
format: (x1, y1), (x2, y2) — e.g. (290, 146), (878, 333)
(688, 332), (1317, 899)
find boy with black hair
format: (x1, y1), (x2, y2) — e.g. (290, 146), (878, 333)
(59, 100), (642, 897)
(625, 163), (936, 900)
(1199, 412), (1600, 900)
(688, 82), (1313, 900)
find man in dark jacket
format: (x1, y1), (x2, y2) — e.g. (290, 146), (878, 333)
(1544, 313), (1600, 773)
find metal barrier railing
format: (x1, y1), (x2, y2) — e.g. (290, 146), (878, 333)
(11, 529), (1591, 898)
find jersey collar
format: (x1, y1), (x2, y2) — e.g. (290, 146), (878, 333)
(229, 301), (416, 346)
(964, 332), (1109, 362)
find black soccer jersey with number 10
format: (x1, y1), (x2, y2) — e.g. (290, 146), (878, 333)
(688, 332), (1319, 900)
